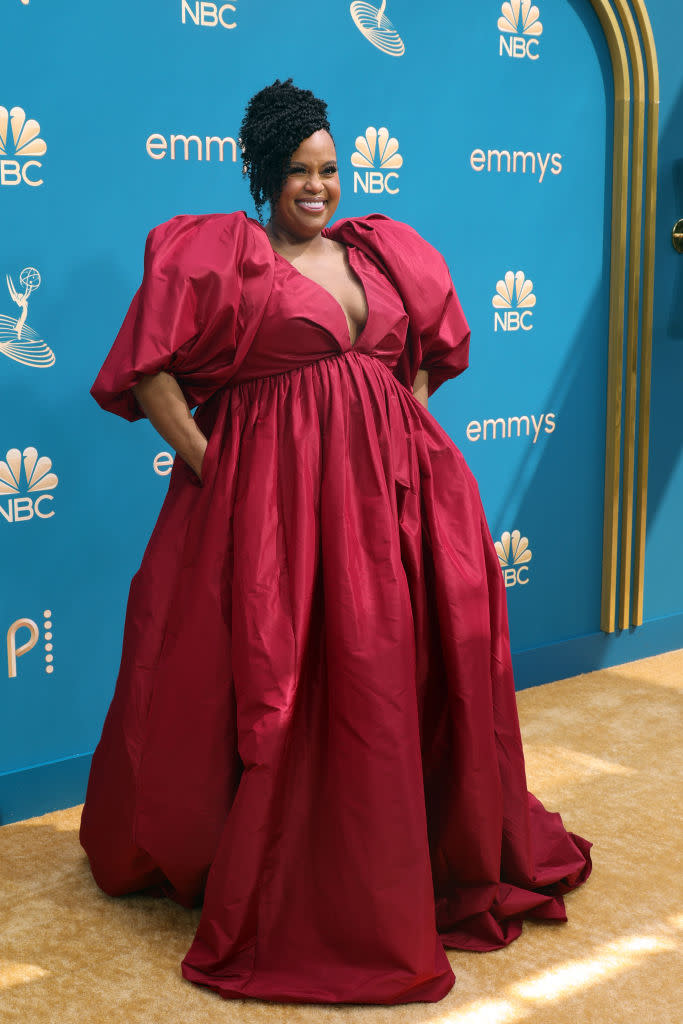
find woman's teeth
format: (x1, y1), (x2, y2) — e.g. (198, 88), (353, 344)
(297, 200), (325, 211)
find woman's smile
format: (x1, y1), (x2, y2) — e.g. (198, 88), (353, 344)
(295, 198), (326, 213)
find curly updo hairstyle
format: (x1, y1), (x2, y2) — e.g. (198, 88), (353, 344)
(238, 78), (332, 223)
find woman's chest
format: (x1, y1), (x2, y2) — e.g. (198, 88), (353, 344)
(229, 247), (410, 383)
(286, 252), (368, 344)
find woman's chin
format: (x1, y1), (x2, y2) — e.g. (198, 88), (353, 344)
(292, 203), (337, 233)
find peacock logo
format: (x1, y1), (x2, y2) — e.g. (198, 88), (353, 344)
(0, 107), (46, 186)
(352, 127), (402, 196)
(0, 447), (58, 524)
(495, 530), (532, 587)
(498, 1), (543, 60)
(349, 1), (405, 57)
(352, 127), (402, 170)
(492, 271), (536, 332)
(498, 0), (543, 35)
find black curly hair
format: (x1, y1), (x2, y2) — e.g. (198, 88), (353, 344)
(238, 78), (333, 223)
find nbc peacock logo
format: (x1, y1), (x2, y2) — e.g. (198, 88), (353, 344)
(0, 107), (46, 187)
(498, 1), (543, 60)
(495, 530), (532, 587)
(1, 266), (54, 367)
(352, 127), (402, 195)
(349, 1), (405, 57)
(0, 447), (58, 524)
(492, 271), (536, 332)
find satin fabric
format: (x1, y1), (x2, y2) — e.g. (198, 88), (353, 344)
(81, 212), (591, 1005)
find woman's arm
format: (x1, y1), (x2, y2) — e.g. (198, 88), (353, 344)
(412, 367), (429, 410)
(132, 371), (208, 481)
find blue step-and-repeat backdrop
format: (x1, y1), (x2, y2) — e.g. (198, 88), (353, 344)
(1, 0), (681, 823)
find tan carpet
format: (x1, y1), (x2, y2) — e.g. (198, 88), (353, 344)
(2, 650), (681, 1024)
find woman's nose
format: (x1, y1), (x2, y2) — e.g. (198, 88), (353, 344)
(304, 172), (323, 192)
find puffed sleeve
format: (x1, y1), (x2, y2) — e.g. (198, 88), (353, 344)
(91, 212), (273, 421)
(328, 214), (470, 398)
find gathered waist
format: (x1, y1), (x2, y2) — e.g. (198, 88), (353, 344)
(226, 347), (376, 389)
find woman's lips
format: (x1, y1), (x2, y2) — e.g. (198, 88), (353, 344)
(296, 200), (326, 213)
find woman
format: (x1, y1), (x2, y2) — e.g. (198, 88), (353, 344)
(81, 79), (591, 1005)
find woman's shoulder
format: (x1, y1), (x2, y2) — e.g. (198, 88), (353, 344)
(142, 210), (266, 268)
(329, 212), (412, 234)
(328, 213), (446, 274)
(329, 213), (440, 254)
(136, 212), (276, 317)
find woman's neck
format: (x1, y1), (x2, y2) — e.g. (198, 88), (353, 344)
(264, 219), (330, 259)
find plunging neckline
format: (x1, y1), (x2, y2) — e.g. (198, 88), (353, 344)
(253, 221), (370, 349)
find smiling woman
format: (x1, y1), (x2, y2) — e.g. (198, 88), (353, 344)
(80, 77), (591, 1007)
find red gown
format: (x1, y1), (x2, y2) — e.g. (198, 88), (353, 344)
(80, 211), (591, 1005)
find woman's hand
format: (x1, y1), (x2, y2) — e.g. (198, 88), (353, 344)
(132, 371), (209, 482)
(412, 367), (429, 410)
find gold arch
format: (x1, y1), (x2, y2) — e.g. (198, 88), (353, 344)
(587, 0), (659, 632)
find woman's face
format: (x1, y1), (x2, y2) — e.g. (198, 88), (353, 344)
(269, 130), (340, 241)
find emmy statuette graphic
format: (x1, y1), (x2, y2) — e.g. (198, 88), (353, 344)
(0, 267), (55, 368)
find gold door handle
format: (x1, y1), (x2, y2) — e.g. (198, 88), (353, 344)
(673, 219), (683, 253)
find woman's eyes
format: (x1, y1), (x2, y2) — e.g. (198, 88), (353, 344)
(288, 165), (338, 175)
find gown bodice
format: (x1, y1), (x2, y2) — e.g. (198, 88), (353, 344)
(228, 240), (410, 386)
(89, 210), (471, 422)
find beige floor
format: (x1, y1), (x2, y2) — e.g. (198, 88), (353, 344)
(1, 650), (681, 1024)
